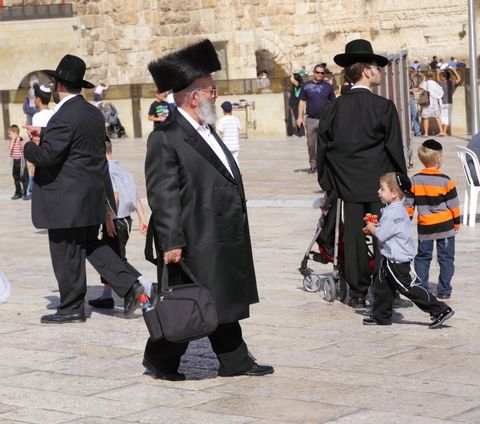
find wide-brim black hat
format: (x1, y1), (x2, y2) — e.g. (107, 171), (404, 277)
(148, 39), (221, 93)
(42, 54), (94, 89)
(334, 39), (389, 68)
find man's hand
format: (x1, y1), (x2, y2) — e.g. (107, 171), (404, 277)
(23, 125), (41, 143)
(105, 210), (117, 237)
(296, 117), (304, 128)
(164, 248), (182, 264)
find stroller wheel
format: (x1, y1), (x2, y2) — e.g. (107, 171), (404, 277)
(336, 275), (348, 302)
(323, 276), (336, 302)
(303, 274), (322, 292)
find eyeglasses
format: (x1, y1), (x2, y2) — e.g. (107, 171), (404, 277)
(194, 87), (218, 97)
(314, 71), (325, 75)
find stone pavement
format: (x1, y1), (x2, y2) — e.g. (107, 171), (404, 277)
(0, 133), (479, 423)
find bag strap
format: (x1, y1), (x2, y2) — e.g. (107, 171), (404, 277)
(161, 260), (200, 293)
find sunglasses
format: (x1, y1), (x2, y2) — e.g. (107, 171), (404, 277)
(314, 71), (325, 75)
(195, 88), (218, 97)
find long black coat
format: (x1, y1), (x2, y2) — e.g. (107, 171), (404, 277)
(145, 110), (259, 324)
(317, 88), (407, 202)
(24, 95), (113, 229)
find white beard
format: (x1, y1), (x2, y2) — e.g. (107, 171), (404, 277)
(197, 96), (217, 126)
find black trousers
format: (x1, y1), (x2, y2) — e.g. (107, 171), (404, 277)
(12, 158), (28, 195)
(343, 201), (383, 298)
(48, 225), (138, 315)
(372, 257), (449, 324)
(100, 217), (140, 284)
(144, 321), (255, 375)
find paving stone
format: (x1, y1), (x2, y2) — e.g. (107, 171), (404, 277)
(1, 134), (479, 422)
(0, 407), (80, 424)
(0, 386), (146, 419)
(119, 405), (256, 423)
(0, 371), (128, 396)
(96, 383), (226, 408)
(323, 410), (454, 423)
(195, 395), (357, 423)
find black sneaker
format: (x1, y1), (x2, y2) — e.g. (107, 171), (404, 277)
(437, 294), (451, 300)
(429, 307), (454, 329)
(11, 194), (22, 200)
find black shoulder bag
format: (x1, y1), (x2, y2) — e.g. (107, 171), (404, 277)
(143, 223), (218, 343)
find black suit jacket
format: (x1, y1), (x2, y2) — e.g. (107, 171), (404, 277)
(24, 95), (113, 229)
(145, 109), (259, 323)
(317, 88), (407, 202)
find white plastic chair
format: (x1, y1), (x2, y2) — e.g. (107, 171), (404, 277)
(456, 145), (480, 226)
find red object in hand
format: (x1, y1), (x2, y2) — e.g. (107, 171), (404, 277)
(364, 213), (378, 224)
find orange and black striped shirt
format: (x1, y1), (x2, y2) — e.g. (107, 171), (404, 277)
(405, 168), (460, 240)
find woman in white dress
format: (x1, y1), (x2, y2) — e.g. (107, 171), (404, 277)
(419, 72), (445, 136)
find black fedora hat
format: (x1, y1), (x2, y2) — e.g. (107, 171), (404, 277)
(334, 39), (389, 68)
(42, 54), (94, 89)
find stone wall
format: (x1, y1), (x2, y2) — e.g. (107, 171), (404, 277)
(0, 0), (474, 87)
(70, 0), (471, 84)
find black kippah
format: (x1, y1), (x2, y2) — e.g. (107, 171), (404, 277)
(422, 139), (443, 151)
(396, 172), (412, 194)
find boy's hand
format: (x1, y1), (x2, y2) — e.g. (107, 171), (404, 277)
(362, 221), (377, 236)
(139, 220), (148, 235)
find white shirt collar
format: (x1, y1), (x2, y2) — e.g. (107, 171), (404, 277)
(351, 85), (372, 92)
(54, 93), (81, 112)
(177, 107), (208, 131)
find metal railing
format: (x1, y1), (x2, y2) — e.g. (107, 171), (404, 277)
(0, 3), (73, 21)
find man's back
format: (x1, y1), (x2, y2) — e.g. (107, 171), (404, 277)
(27, 95), (109, 229)
(318, 88), (407, 202)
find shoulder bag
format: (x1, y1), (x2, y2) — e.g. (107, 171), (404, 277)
(142, 260), (218, 343)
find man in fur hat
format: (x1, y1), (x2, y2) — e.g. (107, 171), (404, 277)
(317, 39), (407, 308)
(144, 39), (273, 381)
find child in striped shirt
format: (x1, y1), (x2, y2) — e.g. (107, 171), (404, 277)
(8, 124), (28, 200)
(217, 101), (241, 165)
(406, 139), (460, 299)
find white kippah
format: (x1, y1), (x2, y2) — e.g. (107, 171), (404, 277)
(39, 84), (51, 94)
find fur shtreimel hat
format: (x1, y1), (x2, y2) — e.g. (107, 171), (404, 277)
(148, 39), (221, 93)
(334, 39), (389, 68)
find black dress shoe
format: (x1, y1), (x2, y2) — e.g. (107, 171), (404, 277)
(242, 363), (274, 376)
(11, 194), (22, 200)
(124, 281), (144, 316)
(88, 297), (114, 309)
(41, 312), (86, 324)
(429, 307), (454, 329)
(142, 357), (186, 381)
(437, 294), (451, 300)
(348, 296), (366, 308)
(221, 363), (274, 377)
(363, 317), (392, 326)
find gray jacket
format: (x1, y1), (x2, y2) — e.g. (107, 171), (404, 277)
(375, 201), (415, 263)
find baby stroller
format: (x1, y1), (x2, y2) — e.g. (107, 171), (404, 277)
(99, 102), (126, 139)
(299, 197), (375, 302)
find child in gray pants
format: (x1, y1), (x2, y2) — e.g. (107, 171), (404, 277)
(362, 172), (454, 329)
